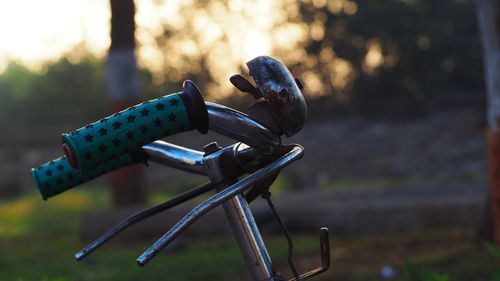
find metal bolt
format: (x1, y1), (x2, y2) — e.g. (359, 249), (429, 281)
(203, 142), (220, 155)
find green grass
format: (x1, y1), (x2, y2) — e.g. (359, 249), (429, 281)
(0, 189), (318, 281)
(0, 188), (497, 281)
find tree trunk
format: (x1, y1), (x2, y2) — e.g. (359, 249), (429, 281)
(107, 0), (147, 207)
(476, 0), (500, 243)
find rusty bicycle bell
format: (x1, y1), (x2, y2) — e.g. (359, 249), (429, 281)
(230, 56), (307, 137)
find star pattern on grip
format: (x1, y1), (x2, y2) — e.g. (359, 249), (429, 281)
(126, 130), (134, 140)
(126, 115), (136, 123)
(112, 121), (122, 130)
(154, 118), (163, 128)
(45, 169), (53, 176)
(140, 125), (149, 134)
(100, 117), (108, 123)
(170, 99), (179, 106)
(98, 144), (107, 152)
(113, 112), (122, 117)
(98, 128), (107, 136)
(84, 151), (93, 160)
(112, 138), (120, 147)
(155, 103), (165, 111)
(85, 124), (94, 129)
(168, 113), (176, 122)
(140, 109), (150, 117)
(84, 134), (94, 143)
(57, 164), (64, 172)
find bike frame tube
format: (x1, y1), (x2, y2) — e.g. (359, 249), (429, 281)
(136, 145), (304, 270)
(204, 147), (276, 281)
(221, 188), (276, 280)
(135, 105), (302, 280)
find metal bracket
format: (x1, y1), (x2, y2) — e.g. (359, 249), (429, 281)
(288, 227), (331, 281)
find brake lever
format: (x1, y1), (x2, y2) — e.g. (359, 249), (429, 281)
(74, 181), (215, 261)
(245, 172), (279, 203)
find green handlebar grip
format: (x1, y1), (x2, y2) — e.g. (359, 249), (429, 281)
(31, 151), (146, 200)
(62, 80), (208, 171)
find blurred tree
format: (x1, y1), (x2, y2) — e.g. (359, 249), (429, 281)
(0, 0), (486, 125)
(107, 0), (147, 207)
(476, 0), (500, 244)
(141, 0), (483, 118)
(296, 0), (483, 117)
(0, 58), (107, 128)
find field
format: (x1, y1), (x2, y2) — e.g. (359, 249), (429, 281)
(0, 188), (495, 281)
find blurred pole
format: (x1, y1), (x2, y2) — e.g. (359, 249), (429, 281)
(107, 0), (147, 206)
(476, 0), (500, 243)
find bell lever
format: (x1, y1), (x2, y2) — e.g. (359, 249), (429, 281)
(230, 74), (263, 99)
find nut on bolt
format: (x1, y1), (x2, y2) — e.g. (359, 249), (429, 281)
(203, 142), (220, 155)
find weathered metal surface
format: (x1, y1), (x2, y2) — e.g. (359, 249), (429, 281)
(247, 56), (307, 137)
(136, 145), (304, 266)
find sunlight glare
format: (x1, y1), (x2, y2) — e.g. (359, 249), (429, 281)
(0, 0), (109, 72)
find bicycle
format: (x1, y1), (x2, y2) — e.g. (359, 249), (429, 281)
(31, 56), (331, 281)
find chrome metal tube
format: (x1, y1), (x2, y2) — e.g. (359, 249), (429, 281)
(221, 193), (275, 280)
(74, 182), (214, 261)
(143, 141), (206, 175)
(136, 145), (304, 266)
(206, 102), (281, 155)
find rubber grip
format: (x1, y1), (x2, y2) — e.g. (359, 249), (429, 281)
(31, 152), (145, 200)
(62, 80), (208, 171)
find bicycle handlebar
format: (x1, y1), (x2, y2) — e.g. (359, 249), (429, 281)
(136, 144), (304, 266)
(62, 80), (208, 171)
(31, 151), (146, 200)
(206, 102), (280, 155)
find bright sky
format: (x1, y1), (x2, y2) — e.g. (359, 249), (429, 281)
(0, 0), (363, 96)
(0, 0), (110, 71)
(0, 0), (275, 73)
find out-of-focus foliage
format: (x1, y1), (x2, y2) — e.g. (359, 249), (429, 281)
(0, 0), (484, 127)
(483, 241), (500, 281)
(0, 57), (107, 128)
(297, 0), (483, 116)
(143, 0), (483, 112)
(402, 261), (449, 281)
(0, 57), (161, 128)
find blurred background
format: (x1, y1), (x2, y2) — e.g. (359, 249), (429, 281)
(0, 0), (494, 280)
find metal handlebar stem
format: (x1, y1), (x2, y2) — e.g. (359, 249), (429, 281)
(143, 141), (206, 175)
(206, 102), (281, 155)
(136, 145), (304, 268)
